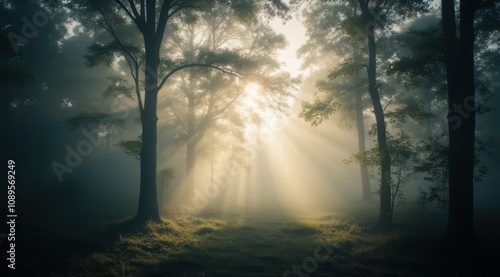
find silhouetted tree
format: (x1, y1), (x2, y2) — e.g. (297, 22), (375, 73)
(69, 0), (289, 224)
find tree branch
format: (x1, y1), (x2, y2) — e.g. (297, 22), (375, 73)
(114, 0), (138, 25)
(383, 99), (393, 111)
(157, 64), (242, 91)
(97, 11), (139, 66)
(173, 108), (188, 133)
(156, 0), (173, 44)
(127, 0), (146, 31)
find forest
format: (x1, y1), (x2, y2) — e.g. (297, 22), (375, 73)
(2, 0), (500, 276)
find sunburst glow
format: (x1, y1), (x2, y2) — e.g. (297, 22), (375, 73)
(241, 83), (279, 127)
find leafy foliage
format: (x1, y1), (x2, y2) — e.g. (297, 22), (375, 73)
(103, 76), (134, 99)
(85, 41), (142, 68)
(115, 136), (142, 160)
(385, 102), (434, 129)
(345, 130), (418, 211)
(414, 133), (494, 209)
(299, 98), (336, 127)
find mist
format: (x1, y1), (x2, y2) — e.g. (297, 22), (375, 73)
(2, 0), (500, 276)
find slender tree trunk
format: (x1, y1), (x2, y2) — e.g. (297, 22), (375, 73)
(356, 88), (371, 202)
(186, 141), (196, 193)
(186, 93), (196, 195)
(358, 0), (392, 230)
(135, 34), (161, 224)
(442, 0), (476, 245)
(353, 3), (371, 202)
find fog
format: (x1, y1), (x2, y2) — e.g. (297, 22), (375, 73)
(2, 1), (500, 276)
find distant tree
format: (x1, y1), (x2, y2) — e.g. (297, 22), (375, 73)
(298, 0), (428, 230)
(345, 129), (418, 214)
(298, 1), (372, 202)
(158, 8), (295, 191)
(299, 2), (371, 201)
(157, 167), (175, 211)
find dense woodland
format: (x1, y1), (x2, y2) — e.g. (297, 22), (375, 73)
(2, 0), (500, 276)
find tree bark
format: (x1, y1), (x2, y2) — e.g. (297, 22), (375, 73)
(356, 80), (371, 202)
(442, 0), (476, 245)
(353, 3), (371, 203)
(135, 30), (161, 224)
(185, 79), (198, 194)
(358, 0), (392, 230)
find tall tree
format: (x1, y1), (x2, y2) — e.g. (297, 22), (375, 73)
(298, 1), (372, 202)
(70, 0), (289, 224)
(357, 0), (391, 229)
(420, 0), (499, 245)
(297, 0), (428, 229)
(441, 0), (475, 245)
(356, 0), (428, 230)
(387, 1), (499, 245)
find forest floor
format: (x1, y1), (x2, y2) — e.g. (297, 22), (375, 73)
(17, 204), (500, 276)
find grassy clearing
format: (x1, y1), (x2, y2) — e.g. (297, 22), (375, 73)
(62, 209), (417, 276)
(40, 207), (498, 276)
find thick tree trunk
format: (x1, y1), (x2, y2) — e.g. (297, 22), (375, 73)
(442, 0), (476, 245)
(358, 0), (392, 230)
(135, 37), (161, 224)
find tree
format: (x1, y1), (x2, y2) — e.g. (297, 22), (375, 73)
(69, 0), (289, 225)
(387, 1), (499, 244)
(441, 0), (475, 245)
(352, 0), (428, 230)
(299, 1), (372, 202)
(345, 129), (418, 214)
(158, 9), (293, 193)
(297, 0), (428, 230)
(356, 0), (391, 230)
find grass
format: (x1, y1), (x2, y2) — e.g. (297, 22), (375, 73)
(26, 205), (499, 276)
(65, 211), (400, 276)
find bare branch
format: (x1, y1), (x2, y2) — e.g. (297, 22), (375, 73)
(114, 0), (138, 24)
(173, 109), (188, 133)
(383, 99), (393, 111)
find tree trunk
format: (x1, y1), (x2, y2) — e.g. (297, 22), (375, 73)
(186, 92), (196, 195)
(135, 35), (161, 224)
(353, 3), (371, 202)
(356, 87), (371, 202)
(358, 0), (392, 230)
(442, 0), (476, 245)
(186, 140), (196, 193)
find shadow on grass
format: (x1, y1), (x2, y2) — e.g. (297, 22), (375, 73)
(29, 206), (500, 277)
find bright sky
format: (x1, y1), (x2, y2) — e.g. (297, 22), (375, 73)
(270, 16), (307, 77)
